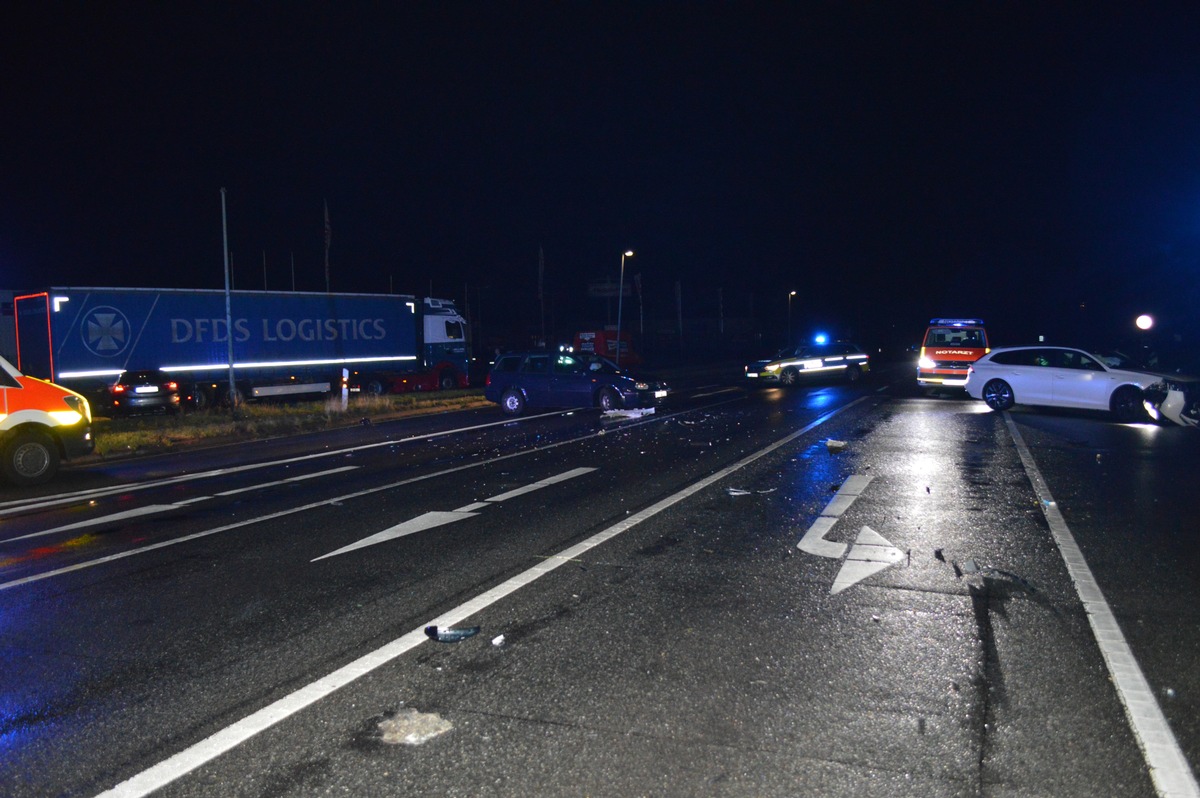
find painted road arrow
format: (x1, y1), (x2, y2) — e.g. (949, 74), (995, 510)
(797, 474), (906, 594)
(829, 525), (906, 595)
(312, 467), (597, 561)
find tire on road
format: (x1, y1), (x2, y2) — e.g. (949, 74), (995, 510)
(2, 428), (61, 486)
(1110, 386), (1145, 423)
(982, 379), (1015, 411)
(597, 387), (621, 411)
(501, 388), (526, 416)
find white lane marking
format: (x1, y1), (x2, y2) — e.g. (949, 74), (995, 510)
(797, 474), (873, 558)
(0, 410), (573, 516)
(691, 387), (741, 399)
(312, 468), (597, 561)
(214, 466), (359, 496)
(830, 526), (905, 595)
(311, 511), (480, 561)
(484, 467), (596, 502)
(92, 397), (869, 798)
(3, 467), (360, 543)
(0, 404), (693, 592)
(1005, 414), (1199, 798)
(8, 506), (179, 542)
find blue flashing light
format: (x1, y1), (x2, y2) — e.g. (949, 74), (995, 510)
(813, 333), (828, 345)
(929, 318), (984, 327)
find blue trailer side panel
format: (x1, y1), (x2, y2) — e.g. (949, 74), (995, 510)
(34, 288), (419, 380)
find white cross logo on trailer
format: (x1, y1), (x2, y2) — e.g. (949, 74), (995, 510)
(797, 475), (906, 594)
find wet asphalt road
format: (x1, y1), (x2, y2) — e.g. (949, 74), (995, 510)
(0, 364), (1197, 797)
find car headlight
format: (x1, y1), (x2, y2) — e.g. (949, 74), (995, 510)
(918, 357), (936, 370)
(764, 363), (781, 372)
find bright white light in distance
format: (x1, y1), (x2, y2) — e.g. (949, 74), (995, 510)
(1135, 314), (1154, 330)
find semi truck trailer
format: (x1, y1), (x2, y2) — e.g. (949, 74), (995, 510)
(12, 287), (469, 410)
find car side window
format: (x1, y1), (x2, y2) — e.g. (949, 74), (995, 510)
(1060, 351), (1104, 371)
(990, 351), (1028, 366)
(522, 355), (550, 374)
(1031, 349), (1056, 367)
(493, 356), (522, 373)
(553, 354), (582, 374)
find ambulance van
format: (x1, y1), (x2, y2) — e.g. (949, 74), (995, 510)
(1, 353), (94, 485)
(916, 318), (990, 389)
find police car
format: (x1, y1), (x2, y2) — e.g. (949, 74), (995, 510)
(744, 342), (870, 386)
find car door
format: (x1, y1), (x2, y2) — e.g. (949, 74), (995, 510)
(986, 349), (1054, 405)
(518, 354), (553, 406)
(1049, 349), (1112, 409)
(550, 353), (594, 407)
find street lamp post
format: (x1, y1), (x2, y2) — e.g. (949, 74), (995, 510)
(787, 290), (796, 349)
(615, 250), (634, 365)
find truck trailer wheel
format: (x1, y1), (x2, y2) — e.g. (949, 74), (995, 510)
(2, 428), (61, 486)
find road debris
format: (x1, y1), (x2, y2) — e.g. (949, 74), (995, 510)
(602, 407), (656, 419)
(959, 559), (1036, 593)
(425, 625), (481, 642)
(825, 439), (848, 453)
(378, 708), (453, 745)
(491, 634), (506, 647)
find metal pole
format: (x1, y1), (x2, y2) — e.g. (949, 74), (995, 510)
(787, 290), (796, 348)
(615, 251), (632, 365)
(221, 189), (237, 409)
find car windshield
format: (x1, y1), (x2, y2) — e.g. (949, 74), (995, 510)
(1092, 350), (1149, 371)
(579, 354), (623, 375)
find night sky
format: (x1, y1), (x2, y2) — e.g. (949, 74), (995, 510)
(4, 3), (1200, 354)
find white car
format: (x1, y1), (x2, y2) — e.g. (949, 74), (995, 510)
(1143, 376), (1200, 427)
(964, 346), (1154, 422)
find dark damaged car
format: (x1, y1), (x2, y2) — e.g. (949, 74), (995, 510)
(484, 350), (669, 416)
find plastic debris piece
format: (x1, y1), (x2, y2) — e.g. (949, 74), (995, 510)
(491, 634), (506, 647)
(825, 439), (848, 453)
(934, 549), (945, 562)
(378, 708), (453, 745)
(603, 407), (656, 419)
(425, 625), (481, 643)
(727, 487), (776, 496)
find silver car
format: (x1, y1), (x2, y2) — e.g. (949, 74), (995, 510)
(964, 346), (1153, 422)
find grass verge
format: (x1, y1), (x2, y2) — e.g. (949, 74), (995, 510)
(89, 390), (492, 459)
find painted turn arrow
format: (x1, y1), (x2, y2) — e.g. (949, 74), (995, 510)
(830, 525), (906, 595)
(797, 474), (906, 594)
(312, 467), (597, 561)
